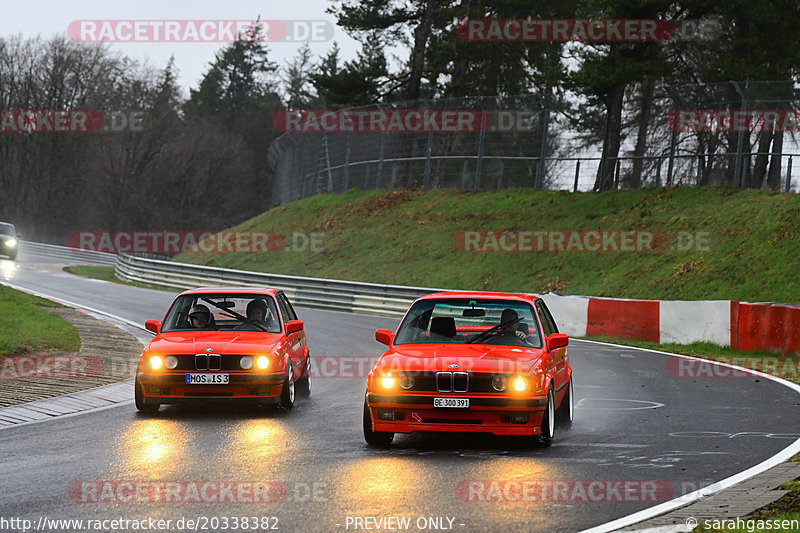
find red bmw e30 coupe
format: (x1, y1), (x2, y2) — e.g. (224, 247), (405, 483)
(135, 287), (311, 413)
(363, 292), (573, 446)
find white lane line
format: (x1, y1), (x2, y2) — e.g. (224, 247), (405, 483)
(574, 338), (800, 533)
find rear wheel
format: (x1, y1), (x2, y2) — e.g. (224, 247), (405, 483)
(296, 356), (311, 398)
(538, 386), (555, 447)
(362, 398), (393, 447)
(134, 374), (159, 413)
(279, 361), (295, 410)
(556, 376), (573, 427)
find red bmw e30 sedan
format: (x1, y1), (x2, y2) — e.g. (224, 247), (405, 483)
(363, 292), (573, 446)
(135, 287), (311, 413)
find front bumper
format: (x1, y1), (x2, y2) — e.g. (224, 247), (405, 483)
(138, 371), (285, 403)
(366, 393), (548, 436)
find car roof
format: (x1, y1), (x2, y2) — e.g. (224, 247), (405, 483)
(418, 291), (538, 303)
(0, 222), (14, 229)
(178, 287), (281, 296)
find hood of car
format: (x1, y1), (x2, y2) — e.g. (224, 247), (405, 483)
(146, 331), (284, 356)
(377, 343), (545, 374)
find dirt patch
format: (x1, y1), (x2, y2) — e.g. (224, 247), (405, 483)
(0, 308), (143, 407)
(362, 188), (422, 212)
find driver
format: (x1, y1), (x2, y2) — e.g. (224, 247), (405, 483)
(188, 304), (213, 329)
(246, 299), (267, 322)
(246, 298), (277, 329)
(497, 308), (528, 342)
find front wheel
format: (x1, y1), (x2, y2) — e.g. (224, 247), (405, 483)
(279, 361), (295, 410)
(134, 374), (159, 413)
(362, 398), (393, 447)
(538, 386), (555, 447)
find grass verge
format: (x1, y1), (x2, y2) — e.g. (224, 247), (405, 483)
(172, 187), (800, 303)
(0, 284), (80, 355)
(64, 266), (171, 292)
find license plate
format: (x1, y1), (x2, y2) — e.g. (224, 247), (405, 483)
(185, 373), (229, 385)
(434, 397), (469, 408)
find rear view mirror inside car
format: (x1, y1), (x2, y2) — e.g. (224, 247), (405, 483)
(462, 308), (486, 317)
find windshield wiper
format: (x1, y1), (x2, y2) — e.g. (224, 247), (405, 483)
(201, 298), (270, 332)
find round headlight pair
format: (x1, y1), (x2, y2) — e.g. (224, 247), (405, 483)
(149, 355), (178, 370)
(492, 375), (528, 392)
(240, 356), (270, 370)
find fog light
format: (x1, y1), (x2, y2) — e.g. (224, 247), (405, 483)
(240, 356), (253, 370)
(165, 356), (178, 370)
(510, 414), (529, 424)
(149, 356), (163, 370)
(256, 356), (269, 369)
(378, 410), (396, 421)
(492, 375), (507, 392)
(381, 374), (395, 389)
(513, 376), (527, 392)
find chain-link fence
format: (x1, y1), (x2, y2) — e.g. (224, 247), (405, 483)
(268, 82), (800, 205)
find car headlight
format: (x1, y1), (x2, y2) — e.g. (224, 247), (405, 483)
(399, 373), (415, 390)
(255, 356), (269, 370)
(513, 376), (528, 392)
(240, 356), (253, 370)
(381, 373), (395, 389)
(5, 238), (17, 248)
(148, 356), (163, 370)
(492, 374), (508, 392)
(165, 356), (178, 370)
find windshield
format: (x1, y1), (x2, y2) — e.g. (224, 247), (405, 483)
(394, 298), (542, 348)
(161, 293), (281, 333)
(0, 224), (15, 236)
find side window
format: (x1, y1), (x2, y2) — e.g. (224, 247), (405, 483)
(539, 301), (559, 334)
(536, 302), (554, 337)
(276, 293), (297, 322)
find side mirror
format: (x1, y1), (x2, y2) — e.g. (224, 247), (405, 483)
(285, 320), (304, 335)
(145, 320), (160, 334)
(547, 333), (569, 351)
(375, 329), (394, 346)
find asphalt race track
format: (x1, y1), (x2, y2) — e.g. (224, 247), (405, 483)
(1, 247), (799, 533)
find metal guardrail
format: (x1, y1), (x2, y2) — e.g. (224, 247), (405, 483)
(115, 254), (443, 317)
(20, 241), (117, 266)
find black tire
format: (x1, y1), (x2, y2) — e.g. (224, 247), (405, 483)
(134, 374), (159, 413)
(538, 386), (555, 447)
(279, 361), (295, 410)
(362, 398), (393, 447)
(296, 356), (311, 398)
(556, 375), (574, 428)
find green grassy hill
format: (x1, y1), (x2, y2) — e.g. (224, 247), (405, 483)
(174, 187), (800, 303)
